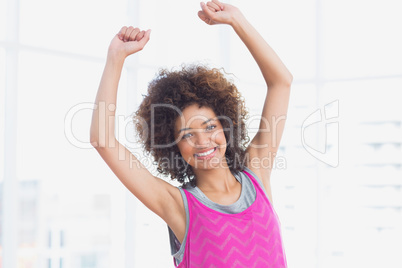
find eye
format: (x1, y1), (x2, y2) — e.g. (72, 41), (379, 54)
(206, 124), (217, 131)
(182, 133), (193, 139)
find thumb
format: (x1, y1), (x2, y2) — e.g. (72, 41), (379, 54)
(137, 29), (151, 48)
(198, 10), (208, 22)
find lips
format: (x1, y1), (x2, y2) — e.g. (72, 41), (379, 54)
(194, 147), (217, 158)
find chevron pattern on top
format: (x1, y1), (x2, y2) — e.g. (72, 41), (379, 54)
(174, 170), (287, 268)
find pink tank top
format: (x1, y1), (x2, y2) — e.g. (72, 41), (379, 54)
(174, 170), (287, 267)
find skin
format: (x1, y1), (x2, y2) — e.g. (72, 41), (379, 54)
(90, 0), (292, 246)
(175, 105), (227, 170)
(174, 104), (238, 194)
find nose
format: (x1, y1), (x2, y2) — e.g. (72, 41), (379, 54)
(194, 132), (212, 148)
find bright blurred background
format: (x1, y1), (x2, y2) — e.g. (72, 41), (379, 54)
(1, 0), (401, 267)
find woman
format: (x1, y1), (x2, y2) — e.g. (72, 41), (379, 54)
(90, 1), (292, 267)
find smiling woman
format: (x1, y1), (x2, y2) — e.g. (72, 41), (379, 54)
(134, 64), (250, 187)
(90, 0), (292, 267)
(175, 105), (228, 170)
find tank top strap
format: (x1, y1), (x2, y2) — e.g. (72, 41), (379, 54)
(181, 188), (194, 207)
(243, 169), (283, 226)
(242, 169), (269, 203)
(174, 188), (192, 268)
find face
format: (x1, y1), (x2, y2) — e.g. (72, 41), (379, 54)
(174, 104), (228, 170)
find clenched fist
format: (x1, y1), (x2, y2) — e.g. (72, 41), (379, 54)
(108, 26), (151, 59)
(198, 0), (241, 26)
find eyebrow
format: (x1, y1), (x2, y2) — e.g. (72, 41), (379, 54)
(178, 118), (216, 134)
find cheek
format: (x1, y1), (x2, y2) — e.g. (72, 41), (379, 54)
(178, 141), (193, 156)
(213, 130), (227, 145)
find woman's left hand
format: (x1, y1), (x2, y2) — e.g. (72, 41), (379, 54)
(198, 0), (241, 26)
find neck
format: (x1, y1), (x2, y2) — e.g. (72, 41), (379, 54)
(193, 162), (238, 194)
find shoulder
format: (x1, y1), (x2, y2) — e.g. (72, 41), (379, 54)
(169, 184), (187, 208)
(242, 166), (264, 188)
(167, 182), (194, 216)
(242, 166), (274, 204)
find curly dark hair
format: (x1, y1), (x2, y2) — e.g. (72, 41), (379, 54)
(134, 64), (250, 187)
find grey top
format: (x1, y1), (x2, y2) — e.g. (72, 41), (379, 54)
(167, 166), (270, 266)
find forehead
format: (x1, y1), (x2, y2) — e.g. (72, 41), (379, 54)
(175, 104), (217, 129)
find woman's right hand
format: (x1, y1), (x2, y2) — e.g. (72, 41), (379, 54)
(198, 0), (242, 27)
(108, 26), (151, 59)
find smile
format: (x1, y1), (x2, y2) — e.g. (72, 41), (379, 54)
(194, 147), (217, 159)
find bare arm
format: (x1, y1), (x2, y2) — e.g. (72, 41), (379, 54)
(90, 27), (149, 147)
(199, 1), (293, 202)
(89, 27), (181, 223)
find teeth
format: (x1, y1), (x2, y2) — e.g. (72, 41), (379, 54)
(196, 148), (215, 157)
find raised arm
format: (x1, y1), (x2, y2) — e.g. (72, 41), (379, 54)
(89, 27), (182, 226)
(90, 27), (150, 147)
(199, 1), (293, 202)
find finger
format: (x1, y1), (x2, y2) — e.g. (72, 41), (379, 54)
(118, 26), (128, 40)
(208, 6), (216, 12)
(125, 26), (135, 42)
(197, 11), (210, 24)
(199, 11), (216, 25)
(198, 10), (216, 25)
(211, 0), (224, 10)
(128, 27), (140, 41)
(124, 29), (151, 55)
(200, 2), (216, 20)
(124, 26), (131, 42)
(135, 30), (145, 41)
(207, 1), (220, 12)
